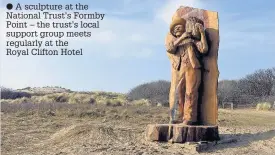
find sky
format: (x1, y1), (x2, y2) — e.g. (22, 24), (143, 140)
(0, 0), (274, 93)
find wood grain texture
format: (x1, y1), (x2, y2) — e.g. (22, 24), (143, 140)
(145, 124), (220, 143)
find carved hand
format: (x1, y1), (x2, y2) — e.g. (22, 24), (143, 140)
(195, 23), (204, 33)
(180, 32), (191, 40)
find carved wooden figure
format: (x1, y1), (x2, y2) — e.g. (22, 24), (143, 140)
(146, 6), (220, 143)
(166, 6), (219, 126)
(166, 16), (209, 125)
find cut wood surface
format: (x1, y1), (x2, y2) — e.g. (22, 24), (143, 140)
(145, 124), (220, 143)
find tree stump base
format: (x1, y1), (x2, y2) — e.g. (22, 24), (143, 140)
(145, 124), (220, 143)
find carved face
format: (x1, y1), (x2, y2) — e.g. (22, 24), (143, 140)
(173, 25), (185, 37)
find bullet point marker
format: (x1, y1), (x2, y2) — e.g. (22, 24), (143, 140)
(6, 3), (13, 10)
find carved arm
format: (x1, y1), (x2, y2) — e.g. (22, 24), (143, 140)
(165, 32), (191, 54)
(195, 23), (208, 54)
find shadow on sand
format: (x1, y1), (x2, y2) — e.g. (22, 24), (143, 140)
(205, 129), (275, 152)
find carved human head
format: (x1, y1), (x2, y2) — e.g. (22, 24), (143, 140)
(170, 16), (186, 37)
(186, 17), (204, 40)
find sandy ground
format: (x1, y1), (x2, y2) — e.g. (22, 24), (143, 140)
(1, 105), (275, 155)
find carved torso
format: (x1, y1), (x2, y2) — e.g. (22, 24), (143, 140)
(177, 44), (192, 68)
(165, 33), (202, 70)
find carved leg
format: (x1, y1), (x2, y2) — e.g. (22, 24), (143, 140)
(169, 67), (186, 124)
(169, 68), (179, 123)
(178, 75), (186, 123)
(183, 67), (201, 124)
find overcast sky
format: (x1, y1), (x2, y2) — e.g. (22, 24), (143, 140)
(0, 0), (274, 93)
